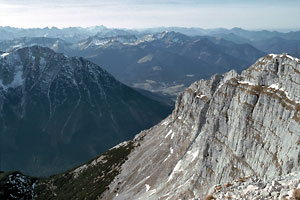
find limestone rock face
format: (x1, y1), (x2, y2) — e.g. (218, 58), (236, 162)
(101, 53), (300, 199)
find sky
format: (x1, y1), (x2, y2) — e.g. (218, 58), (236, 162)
(0, 0), (299, 30)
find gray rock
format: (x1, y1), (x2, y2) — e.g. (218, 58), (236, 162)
(98, 53), (300, 200)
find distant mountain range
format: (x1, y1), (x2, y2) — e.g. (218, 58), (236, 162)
(0, 37), (75, 54)
(0, 26), (139, 43)
(1, 26), (299, 98)
(0, 46), (172, 176)
(0, 28), (283, 98)
(0, 26), (106, 42)
(253, 37), (300, 58)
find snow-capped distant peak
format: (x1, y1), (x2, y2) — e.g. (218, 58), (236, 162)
(161, 31), (169, 38)
(267, 53), (300, 62)
(268, 53), (277, 58)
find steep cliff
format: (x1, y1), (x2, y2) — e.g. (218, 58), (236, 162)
(99, 53), (300, 199)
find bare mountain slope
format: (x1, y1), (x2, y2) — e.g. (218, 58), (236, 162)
(0, 46), (172, 176)
(100, 53), (300, 199)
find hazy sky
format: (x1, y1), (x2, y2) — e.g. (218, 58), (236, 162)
(0, 0), (299, 30)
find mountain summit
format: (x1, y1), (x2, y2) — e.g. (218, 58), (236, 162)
(0, 46), (171, 176)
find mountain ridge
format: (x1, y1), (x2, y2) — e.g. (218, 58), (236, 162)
(93, 53), (300, 199)
(2, 53), (300, 199)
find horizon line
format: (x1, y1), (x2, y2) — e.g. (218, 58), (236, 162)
(1, 25), (300, 32)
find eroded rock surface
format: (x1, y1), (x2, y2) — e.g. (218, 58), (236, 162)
(208, 171), (300, 200)
(100, 53), (300, 199)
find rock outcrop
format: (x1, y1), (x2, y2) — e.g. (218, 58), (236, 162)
(0, 171), (36, 200)
(207, 171), (300, 200)
(99, 53), (300, 199)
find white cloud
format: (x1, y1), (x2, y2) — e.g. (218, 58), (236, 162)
(0, 0), (299, 29)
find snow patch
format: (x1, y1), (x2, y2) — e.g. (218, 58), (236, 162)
(196, 94), (206, 99)
(168, 160), (183, 181)
(136, 176), (151, 187)
(269, 83), (280, 90)
(286, 54), (295, 60)
(285, 90), (300, 104)
(10, 71), (23, 88)
(238, 80), (255, 86)
(52, 40), (59, 49)
(0, 70), (24, 90)
(72, 164), (88, 178)
(279, 54), (300, 62)
(191, 150), (199, 162)
(170, 147), (173, 154)
(187, 150), (199, 162)
(1, 52), (9, 58)
(161, 31), (169, 38)
(161, 121), (168, 125)
(110, 141), (129, 150)
(145, 184), (151, 192)
(268, 53), (277, 59)
(267, 84), (300, 104)
(165, 130), (172, 138)
(217, 83), (224, 89)
(12, 44), (22, 49)
(137, 54), (153, 64)
(173, 160), (182, 172)
(171, 132), (175, 139)
(91, 155), (107, 166)
(149, 189), (156, 196)
(94, 39), (109, 46)
(287, 190), (294, 198)
(163, 154), (171, 162)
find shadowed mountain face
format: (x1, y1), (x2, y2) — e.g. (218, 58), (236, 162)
(207, 29), (300, 59)
(253, 37), (300, 59)
(0, 46), (172, 176)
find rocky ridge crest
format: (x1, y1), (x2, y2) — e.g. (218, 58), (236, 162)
(99, 53), (300, 199)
